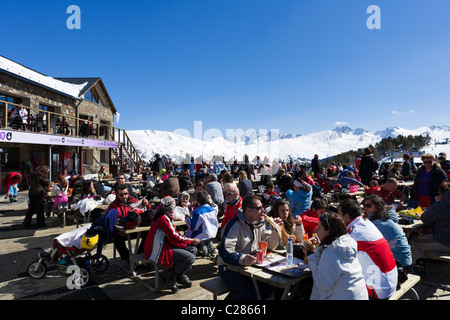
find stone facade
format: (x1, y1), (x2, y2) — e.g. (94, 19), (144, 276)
(0, 70), (117, 183)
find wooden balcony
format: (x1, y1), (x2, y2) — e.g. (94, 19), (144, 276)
(0, 100), (143, 171)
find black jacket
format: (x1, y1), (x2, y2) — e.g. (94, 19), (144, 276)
(412, 164), (448, 203)
(359, 154), (379, 185)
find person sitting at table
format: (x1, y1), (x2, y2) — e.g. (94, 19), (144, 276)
(218, 195), (282, 300)
(337, 171), (364, 190)
(363, 194), (412, 270)
(221, 184), (242, 230)
(106, 184), (149, 261)
(301, 170), (315, 186)
(337, 199), (398, 300)
(300, 197), (329, 238)
(186, 191), (218, 257)
(97, 166), (107, 181)
(409, 182), (450, 276)
(67, 169), (83, 189)
(268, 198), (304, 247)
(159, 169), (181, 198)
(411, 153), (448, 208)
(387, 163), (406, 181)
(276, 169), (295, 193)
(289, 179), (313, 219)
(237, 170), (254, 198)
(373, 178), (408, 210)
(316, 166), (332, 194)
(144, 196), (200, 294)
(263, 181), (279, 197)
(205, 173), (225, 213)
(111, 173), (134, 195)
(306, 212), (368, 300)
(172, 191), (191, 221)
(364, 180), (382, 195)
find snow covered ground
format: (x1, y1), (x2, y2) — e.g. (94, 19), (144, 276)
(126, 126), (450, 164)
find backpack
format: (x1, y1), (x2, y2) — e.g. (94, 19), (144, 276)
(312, 184), (322, 198)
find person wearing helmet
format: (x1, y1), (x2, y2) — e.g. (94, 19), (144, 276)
(50, 224), (96, 253)
(144, 196), (200, 294)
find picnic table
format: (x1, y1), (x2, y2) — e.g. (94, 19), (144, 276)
(113, 219), (188, 291)
(225, 251), (311, 300)
(400, 220), (423, 240)
(331, 189), (366, 202)
(397, 180), (414, 193)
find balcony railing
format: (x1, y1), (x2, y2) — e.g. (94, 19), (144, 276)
(0, 100), (143, 170)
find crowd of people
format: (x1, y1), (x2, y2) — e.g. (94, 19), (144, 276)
(2, 148), (449, 300)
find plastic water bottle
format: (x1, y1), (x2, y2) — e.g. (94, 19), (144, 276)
(286, 238), (294, 265)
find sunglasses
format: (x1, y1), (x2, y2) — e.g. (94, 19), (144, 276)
(249, 206), (264, 211)
(321, 212), (331, 229)
(118, 193), (129, 196)
(423, 161), (432, 164)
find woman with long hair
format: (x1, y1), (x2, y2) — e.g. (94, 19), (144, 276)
(268, 199), (304, 246)
(23, 165), (50, 228)
(50, 174), (69, 210)
(306, 212), (368, 300)
(363, 194), (412, 269)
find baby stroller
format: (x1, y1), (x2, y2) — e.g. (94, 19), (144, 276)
(28, 227), (109, 288)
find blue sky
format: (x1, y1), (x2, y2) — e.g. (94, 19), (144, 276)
(2, 0), (450, 137)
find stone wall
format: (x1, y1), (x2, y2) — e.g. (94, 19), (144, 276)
(0, 72), (116, 177)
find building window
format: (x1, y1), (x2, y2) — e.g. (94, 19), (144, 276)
(100, 149), (109, 164)
(84, 88), (105, 106)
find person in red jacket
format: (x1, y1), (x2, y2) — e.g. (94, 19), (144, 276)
(221, 185), (242, 229)
(144, 196), (200, 293)
(106, 184), (149, 260)
(106, 184), (149, 220)
(300, 198), (329, 237)
(2, 172), (22, 202)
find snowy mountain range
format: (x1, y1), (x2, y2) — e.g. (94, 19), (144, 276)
(126, 125), (450, 164)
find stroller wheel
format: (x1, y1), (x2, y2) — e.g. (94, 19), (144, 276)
(92, 254), (109, 272)
(28, 260), (47, 279)
(68, 266), (91, 288)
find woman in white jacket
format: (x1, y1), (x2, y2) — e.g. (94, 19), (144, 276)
(306, 212), (368, 300)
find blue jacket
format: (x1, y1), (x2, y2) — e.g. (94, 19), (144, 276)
(289, 189), (313, 218)
(372, 208), (412, 267)
(186, 204), (218, 241)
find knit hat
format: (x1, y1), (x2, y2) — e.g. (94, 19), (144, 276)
(160, 196), (176, 213)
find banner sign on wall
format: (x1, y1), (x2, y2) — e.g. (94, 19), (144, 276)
(0, 130), (118, 148)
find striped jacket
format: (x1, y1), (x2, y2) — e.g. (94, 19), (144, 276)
(186, 204), (218, 241)
(144, 213), (195, 268)
(346, 216), (398, 299)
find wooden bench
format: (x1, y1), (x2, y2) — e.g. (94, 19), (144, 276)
(389, 274), (421, 300)
(200, 277), (230, 300)
(425, 251), (450, 263)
